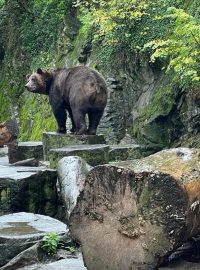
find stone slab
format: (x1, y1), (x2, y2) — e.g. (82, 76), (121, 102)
(8, 142), (43, 164)
(49, 144), (109, 168)
(42, 132), (106, 161)
(0, 212), (67, 267)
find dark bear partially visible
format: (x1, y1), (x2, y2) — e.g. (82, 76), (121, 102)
(25, 66), (108, 135)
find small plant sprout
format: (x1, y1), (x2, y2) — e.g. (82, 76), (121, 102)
(41, 232), (60, 255)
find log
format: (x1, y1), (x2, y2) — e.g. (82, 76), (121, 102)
(69, 148), (200, 270)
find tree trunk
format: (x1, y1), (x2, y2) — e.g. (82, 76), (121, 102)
(69, 148), (200, 270)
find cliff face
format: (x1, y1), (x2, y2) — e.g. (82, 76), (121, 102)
(0, 0), (199, 152)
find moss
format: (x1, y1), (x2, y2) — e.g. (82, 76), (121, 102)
(19, 93), (57, 141)
(132, 77), (176, 150)
(67, 28), (88, 66)
(49, 146), (109, 169)
(140, 79), (175, 123)
(139, 184), (151, 209)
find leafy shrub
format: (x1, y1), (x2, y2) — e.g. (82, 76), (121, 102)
(144, 7), (200, 87)
(74, 0), (200, 88)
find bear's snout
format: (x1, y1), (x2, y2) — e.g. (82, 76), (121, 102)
(25, 83), (34, 92)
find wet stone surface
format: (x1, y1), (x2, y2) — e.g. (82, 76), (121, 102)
(0, 212), (67, 267)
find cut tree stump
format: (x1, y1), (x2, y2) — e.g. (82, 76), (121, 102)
(69, 148), (200, 270)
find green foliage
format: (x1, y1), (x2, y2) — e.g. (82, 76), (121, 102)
(75, 0), (200, 88)
(20, 0), (66, 59)
(144, 7), (200, 87)
(74, 0), (183, 68)
(41, 232), (60, 255)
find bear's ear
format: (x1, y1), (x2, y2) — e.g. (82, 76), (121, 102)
(26, 74), (30, 80)
(37, 68), (43, 75)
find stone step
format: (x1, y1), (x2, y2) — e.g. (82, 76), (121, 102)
(0, 212), (67, 267)
(109, 144), (142, 162)
(43, 132), (106, 161)
(8, 142), (43, 164)
(0, 162), (57, 217)
(49, 144), (109, 169)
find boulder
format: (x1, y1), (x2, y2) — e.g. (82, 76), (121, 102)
(49, 144), (109, 168)
(42, 132), (106, 160)
(0, 212), (67, 267)
(69, 148), (200, 270)
(57, 156), (92, 221)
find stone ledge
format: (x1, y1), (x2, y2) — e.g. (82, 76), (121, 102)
(49, 144), (109, 168)
(43, 132), (106, 161)
(8, 142), (43, 164)
(109, 144), (142, 161)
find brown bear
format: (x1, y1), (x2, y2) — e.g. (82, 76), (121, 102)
(25, 66), (108, 135)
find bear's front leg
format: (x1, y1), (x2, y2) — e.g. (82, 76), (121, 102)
(52, 106), (67, 134)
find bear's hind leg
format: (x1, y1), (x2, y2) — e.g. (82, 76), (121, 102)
(72, 108), (87, 135)
(68, 107), (76, 133)
(87, 109), (104, 135)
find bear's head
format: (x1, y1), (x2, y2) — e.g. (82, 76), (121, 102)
(25, 68), (51, 95)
